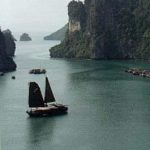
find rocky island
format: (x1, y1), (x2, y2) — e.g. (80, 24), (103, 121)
(50, 0), (150, 60)
(20, 33), (32, 41)
(0, 29), (16, 72)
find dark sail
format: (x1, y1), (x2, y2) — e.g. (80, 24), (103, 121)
(29, 82), (44, 107)
(44, 77), (55, 103)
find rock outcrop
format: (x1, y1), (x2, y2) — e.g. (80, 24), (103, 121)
(0, 29), (16, 72)
(50, 0), (150, 60)
(44, 24), (68, 41)
(3, 29), (16, 57)
(20, 33), (32, 41)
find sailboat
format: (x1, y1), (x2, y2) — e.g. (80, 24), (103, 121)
(26, 77), (68, 117)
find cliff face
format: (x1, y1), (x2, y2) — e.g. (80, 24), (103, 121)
(85, 0), (137, 59)
(50, 0), (150, 59)
(0, 30), (16, 72)
(134, 0), (150, 59)
(68, 1), (85, 33)
(50, 1), (88, 58)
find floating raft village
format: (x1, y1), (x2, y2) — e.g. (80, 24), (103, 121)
(125, 68), (150, 78)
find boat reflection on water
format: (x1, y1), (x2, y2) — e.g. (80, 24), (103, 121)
(26, 117), (56, 149)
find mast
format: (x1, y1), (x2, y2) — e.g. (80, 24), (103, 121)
(44, 77), (55, 104)
(28, 82), (44, 107)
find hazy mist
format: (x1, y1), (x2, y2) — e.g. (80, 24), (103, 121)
(0, 0), (83, 36)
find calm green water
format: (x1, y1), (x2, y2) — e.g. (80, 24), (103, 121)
(0, 39), (149, 150)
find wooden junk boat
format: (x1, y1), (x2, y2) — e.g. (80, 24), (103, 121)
(26, 77), (68, 117)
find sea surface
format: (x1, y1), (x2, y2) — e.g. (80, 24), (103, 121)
(0, 38), (150, 150)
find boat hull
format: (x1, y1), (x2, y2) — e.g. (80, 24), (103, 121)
(26, 104), (68, 117)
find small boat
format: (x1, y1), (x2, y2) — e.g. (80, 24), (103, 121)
(29, 69), (46, 74)
(12, 76), (16, 79)
(26, 77), (68, 117)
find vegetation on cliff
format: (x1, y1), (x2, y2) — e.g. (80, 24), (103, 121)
(51, 30), (91, 58)
(50, 0), (150, 60)
(134, 0), (150, 59)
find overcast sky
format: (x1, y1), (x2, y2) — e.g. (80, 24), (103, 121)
(0, 0), (83, 35)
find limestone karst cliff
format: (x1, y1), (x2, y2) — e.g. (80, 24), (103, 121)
(0, 29), (16, 72)
(3, 29), (16, 57)
(50, 0), (150, 59)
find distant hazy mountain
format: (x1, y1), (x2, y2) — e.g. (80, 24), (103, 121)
(44, 24), (68, 41)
